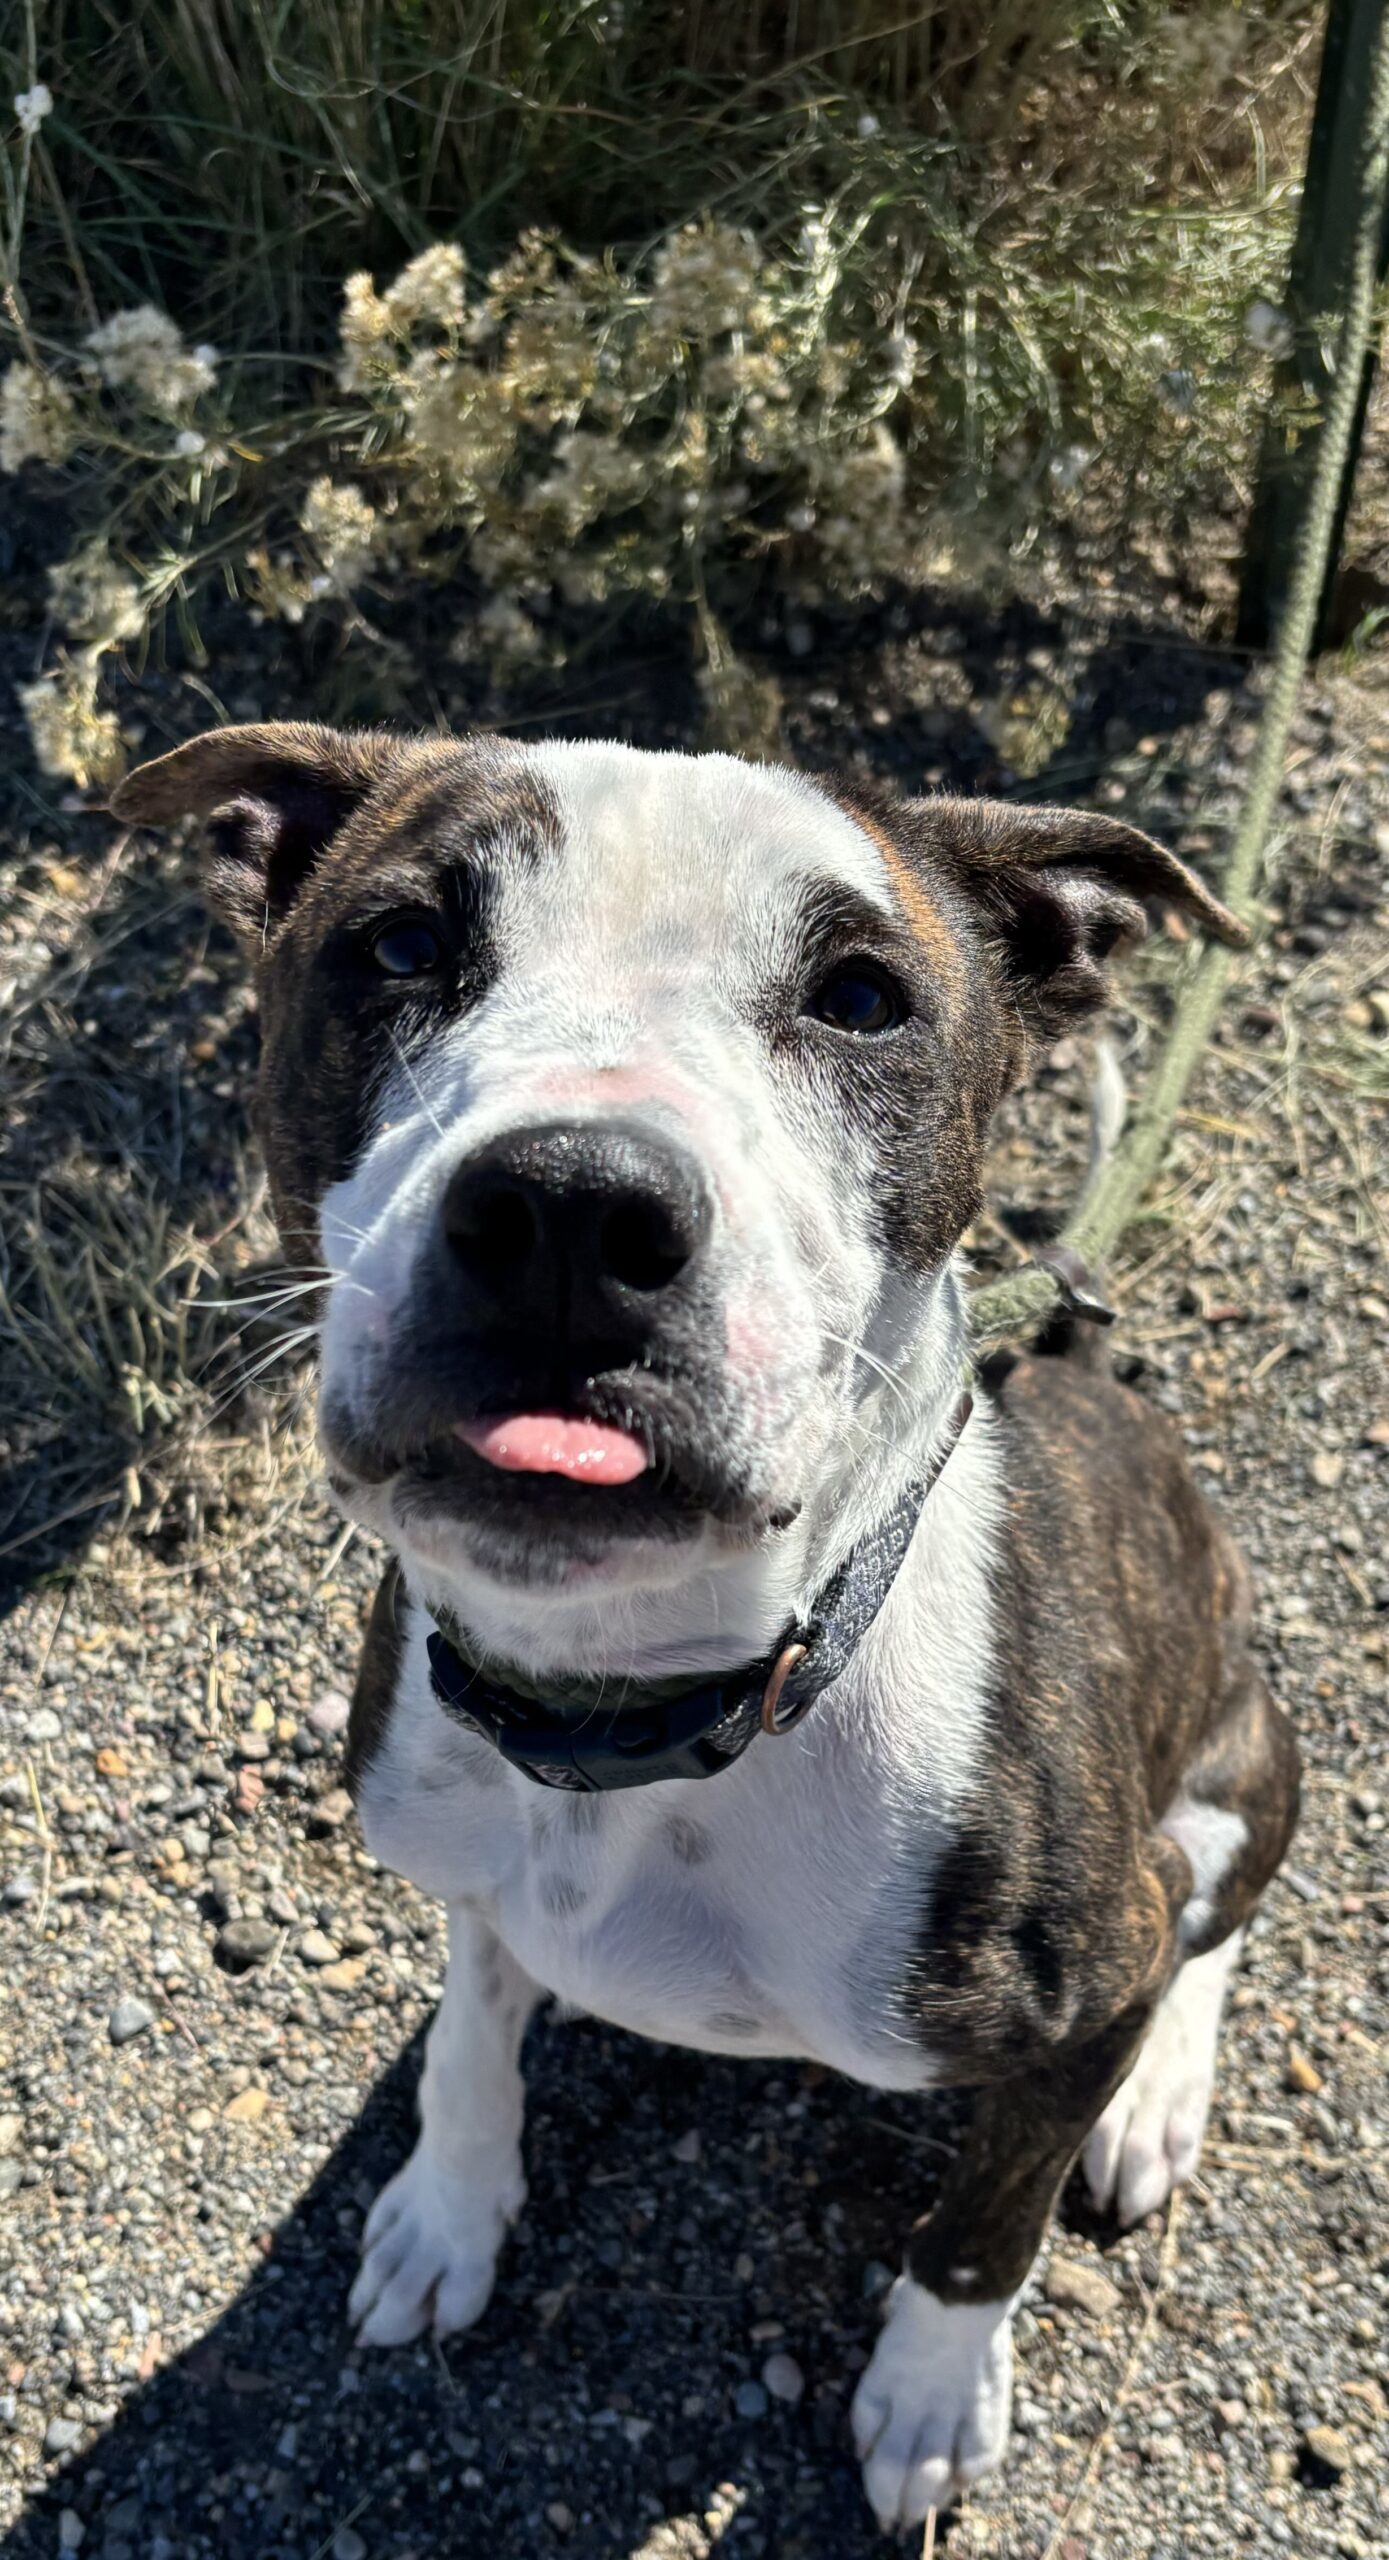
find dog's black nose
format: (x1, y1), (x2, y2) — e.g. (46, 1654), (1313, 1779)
(442, 1121), (712, 1335)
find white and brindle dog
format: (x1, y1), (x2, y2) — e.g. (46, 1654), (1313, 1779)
(114, 726), (1299, 2535)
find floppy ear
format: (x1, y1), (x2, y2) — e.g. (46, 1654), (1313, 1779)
(918, 796), (1248, 1038)
(109, 721), (414, 945)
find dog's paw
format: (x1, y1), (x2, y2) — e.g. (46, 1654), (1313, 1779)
(1082, 1934), (1237, 2227)
(349, 2138), (524, 2346)
(851, 2277), (1014, 2534)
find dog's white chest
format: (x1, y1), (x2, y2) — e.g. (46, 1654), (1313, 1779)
(365, 1674), (940, 2090)
(510, 1753), (944, 2085)
(358, 1424), (1000, 2093)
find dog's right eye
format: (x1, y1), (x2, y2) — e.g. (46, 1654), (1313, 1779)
(370, 916), (443, 978)
(807, 962), (905, 1035)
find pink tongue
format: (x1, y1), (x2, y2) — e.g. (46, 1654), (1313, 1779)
(456, 1413), (648, 1486)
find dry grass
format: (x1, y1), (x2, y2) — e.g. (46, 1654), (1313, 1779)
(0, 820), (313, 1588)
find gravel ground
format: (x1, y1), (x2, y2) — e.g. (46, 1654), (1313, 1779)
(1, 600), (1386, 2560)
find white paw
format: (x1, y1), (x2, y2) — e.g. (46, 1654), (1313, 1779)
(349, 2138), (524, 2346)
(852, 2277), (1015, 2534)
(1082, 1934), (1238, 2226)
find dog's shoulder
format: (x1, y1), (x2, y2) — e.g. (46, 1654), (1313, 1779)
(900, 1347), (1250, 2074)
(984, 1343), (1232, 1666)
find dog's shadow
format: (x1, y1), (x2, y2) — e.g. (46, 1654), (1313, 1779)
(1, 2016), (989, 2560)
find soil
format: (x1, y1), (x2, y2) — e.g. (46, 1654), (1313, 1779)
(0, 563), (1385, 2560)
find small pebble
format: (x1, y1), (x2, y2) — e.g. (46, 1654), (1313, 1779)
(671, 2129), (701, 2163)
(761, 2352), (804, 2405)
(58, 2512), (85, 2551)
(332, 2530), (368, 2560)
(309, 1690), (351, 1737)
(44, 2416), (81, 2456)
(107, 1997), (155, 2046)
(223, 2086), (270, 2122)
(1044, 2256), (1121, 2319)
(734, 2380), (768, 2419)
(300, 1928), (342, 1967)
(318, 1958), (367, 1992)
(215, 1918), (277, 1972)
(26, 1708), (61, 1744)
(1301, 2423), (1352, 2478)
(309, 1788), (353, 1833)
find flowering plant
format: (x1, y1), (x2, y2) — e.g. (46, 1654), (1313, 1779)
(8, 215), (929, 780)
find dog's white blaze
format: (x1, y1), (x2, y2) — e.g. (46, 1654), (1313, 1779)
(356, 1393), (1000, 2092)
(1160, 1793), (1248, 1945)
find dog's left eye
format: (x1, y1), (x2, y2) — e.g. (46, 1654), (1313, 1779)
(807, 963), (905, 1035)
(370, 916), (444, 978)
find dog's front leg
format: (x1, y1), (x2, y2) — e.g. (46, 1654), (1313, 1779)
(351, 1904), (539, 2345)
(853, 1991), (1166, 2533)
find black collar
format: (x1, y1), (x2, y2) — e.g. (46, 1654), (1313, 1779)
(426, 1392), (974, 1793)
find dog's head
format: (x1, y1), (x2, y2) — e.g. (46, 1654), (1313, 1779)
(114, 725), (1242, 1645)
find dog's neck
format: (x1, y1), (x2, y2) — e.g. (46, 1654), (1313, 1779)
(406, 1263), (973, 1690)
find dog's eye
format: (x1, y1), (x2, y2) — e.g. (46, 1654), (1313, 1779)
(370, 916), (443, 979)
(808, 964), (904, 1035)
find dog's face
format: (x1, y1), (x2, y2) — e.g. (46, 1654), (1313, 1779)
(114, 725), (1242, 1615)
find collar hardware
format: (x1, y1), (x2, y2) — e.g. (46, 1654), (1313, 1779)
(760, 1642), (811, 1735)
(426, 1389), (973, 1792)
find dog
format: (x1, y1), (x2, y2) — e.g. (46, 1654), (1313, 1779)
(112, 724), (1299, 2534)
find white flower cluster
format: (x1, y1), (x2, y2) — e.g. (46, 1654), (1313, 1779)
(13, 83), (53, 137)
(0, 363), (76, 471)
(84, 307), (217, 415)
(20, 660), (125, 788)
(47, 547), (144, 643)
(339, 243), (468, 388)
(530, 430), (649, 536)
(400, 360), (518, 493)
(648, 223), (764, 340)
(300, 477), (379, 590)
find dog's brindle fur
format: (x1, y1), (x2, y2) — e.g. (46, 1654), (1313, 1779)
(112, 725), (1299, 2533)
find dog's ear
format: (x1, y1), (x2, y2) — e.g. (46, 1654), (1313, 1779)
(110, 721), (414, 945)
(915, 796), (1248, 1038)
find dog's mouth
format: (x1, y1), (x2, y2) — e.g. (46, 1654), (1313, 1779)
(322, 1367), (766, 1548)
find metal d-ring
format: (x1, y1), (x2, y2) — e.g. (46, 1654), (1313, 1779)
(760, 1642), (811, 1735)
